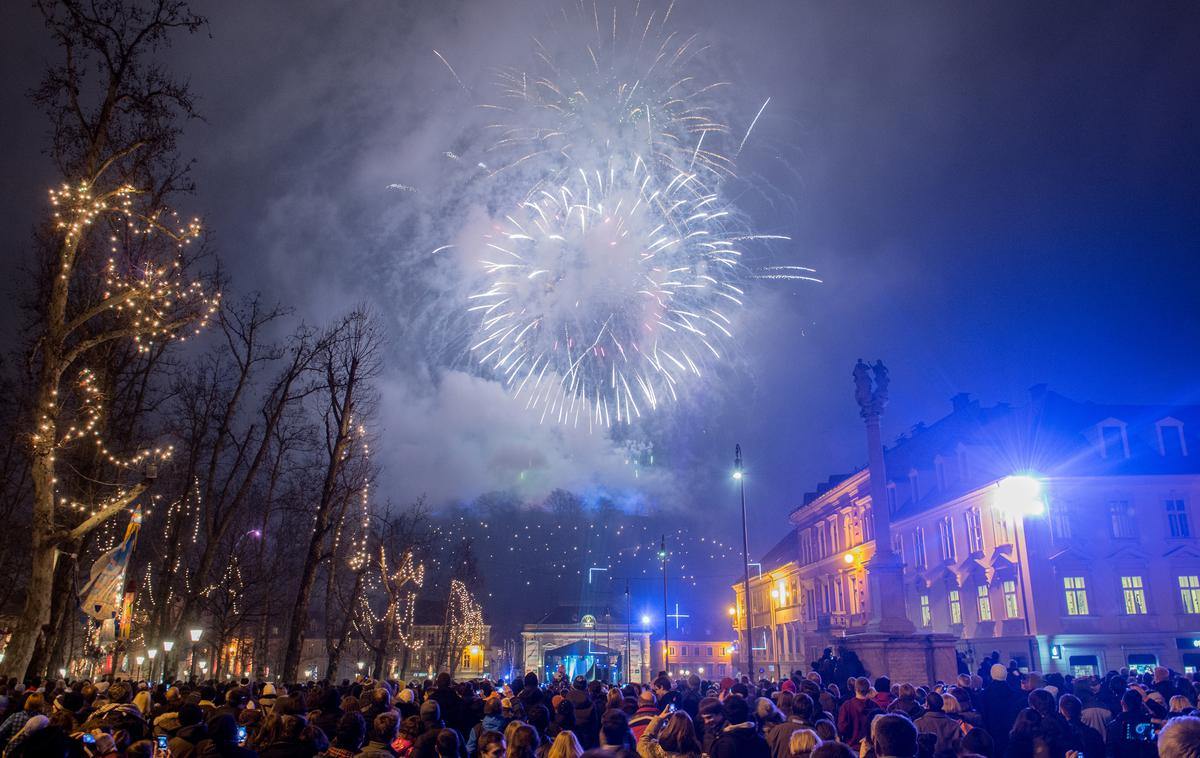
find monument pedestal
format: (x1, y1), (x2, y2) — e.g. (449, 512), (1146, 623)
(839, 631), (959, 685)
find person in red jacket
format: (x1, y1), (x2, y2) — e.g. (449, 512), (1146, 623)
(836, 678), (880, 749)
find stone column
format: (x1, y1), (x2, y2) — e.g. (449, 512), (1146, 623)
(854, 360), (914, 634)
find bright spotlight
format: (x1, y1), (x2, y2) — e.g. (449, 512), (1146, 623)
(993, 475), (1045, 517)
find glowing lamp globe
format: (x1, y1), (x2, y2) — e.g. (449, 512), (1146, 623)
(994, 475), (1046, 517)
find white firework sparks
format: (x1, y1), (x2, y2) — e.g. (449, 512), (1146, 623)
(468, 152), (744, 430)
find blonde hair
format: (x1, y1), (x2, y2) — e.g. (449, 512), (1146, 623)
(942, 694), (961, 714)
(1169, 695), (1194, 712)
(789, 728), (821, 756)
(545, 730), (584, 758)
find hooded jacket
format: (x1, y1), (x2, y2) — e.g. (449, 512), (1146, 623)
(913, 710), (961, 755)
(709, 722), (769, 758)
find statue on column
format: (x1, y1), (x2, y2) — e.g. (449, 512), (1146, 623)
(854, 359), (889, 418)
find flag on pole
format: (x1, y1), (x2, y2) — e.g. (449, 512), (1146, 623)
(79, 509), (142, 621)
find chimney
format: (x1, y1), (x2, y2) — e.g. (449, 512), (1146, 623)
(951, 393), (972, 413)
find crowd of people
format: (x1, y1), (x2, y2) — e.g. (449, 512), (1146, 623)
(2, 654), (1200, 758)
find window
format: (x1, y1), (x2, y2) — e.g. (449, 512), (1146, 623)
(935, 457), (947, 491)
(669, 646), (676, 656)
(938, 518), (956, 562)
(965, 508), (984, 553)
(1167, 499), (1191, 538)
(1158, 421), (1187, 457)
(707, 646), (713, 656)
(909, 470), (921, 502)
(994, 510), (1011, 545)
(977, 585), (993, 621)
(1050, 500), (1073, 540)
(1108, 500), (1137, 539)
(1180, 576), (1200, 614)
(1003, 580), (1020, 618)
(892, 534), (905, 562)
(920, 595), (931, 627)
(949, 590), (962, 625)
(1101, 424), (1128, 459)
(887, 484), (897, 513)
(1064, 576), (1090, 615)
(913, 528), (928, 570)
(1122, 576), (1148, 615)
(462, 653), (471, 668)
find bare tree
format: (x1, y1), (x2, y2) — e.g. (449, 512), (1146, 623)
(280, 309), (383, 683)
(4, 0), (218, 679)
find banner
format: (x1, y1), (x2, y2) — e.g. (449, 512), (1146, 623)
(79, 509), (142, 621)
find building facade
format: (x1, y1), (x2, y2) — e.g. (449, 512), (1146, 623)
(734, 386), (1200, 678)
(521, 605), (653, 684)
(653, 639), (735, 680)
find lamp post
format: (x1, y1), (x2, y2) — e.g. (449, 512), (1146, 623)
(993, 475), (1046, 671)
(135, 655), (145, 681)
(625, 580), (631, 685)
(147, 648), (158, 682)
(658, 535), (669, 677)
(162, 640), (175, 683)
(734, 444), (754, 680)
(189, 628), (203, 683)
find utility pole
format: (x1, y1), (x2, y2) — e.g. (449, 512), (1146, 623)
(625, 580), (632, 684)
(735, 444), (754, 679)
(659, 535), (669, 676)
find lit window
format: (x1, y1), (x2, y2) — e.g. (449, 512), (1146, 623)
(1003, 580), (1020, 618)
(1167, 500), (1191, 538)
(1064, 576), (1090, 615)
(920, 595), (931, 627)
(977, 585), (993, 621)
(1108, 501), (1137, 539)
(669, 646), (676, 656)
(938, 518), (956, 562)
(949, 590), (962, 625)
(994, 510), (1011, 544)
(914, 528), (928, 570)
(1180, 576), (1200, 614)
(1121, 576), (1147, 615)
(965, 508), (984, 553)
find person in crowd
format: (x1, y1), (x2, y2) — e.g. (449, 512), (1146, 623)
(1169, 695), (1195, 717)
(628, 691), (659, 742)
(0, 692), (45, 751)
(635, 711), (702, 758)
(1104, 689), (1158, 758)
(872, 713), (919, 758)
(810, 743), (856, 758)
(914, 692), (961, 755)
(709, 695), (768, 758)
(320, 711), (366, 758)
(545, 730), (584, 758)
(505, 723), (539, 758)
(766, 692), (818, 758)
(468, 698), (510, 757)
(697, 698), (725, 756)
(787, 728), (821, 758)
(356, 711), (401, 758)
(980, 664), (1019, 757)
(1057, 694), (1103, 758)
(888, 684), (924, 722)
(598, 708), (635, 752)
(170, 703), (211, 758)
(475, 731), (505, 758)
(195, 713), (257, 758)
(1158, 715), (1200, 758)
(836, 678), (879, 748)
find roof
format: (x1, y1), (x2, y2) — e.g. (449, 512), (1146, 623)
(798, 386), (1200, 522)
(758, 528), (798, 574)
(532, 604), (629, 626)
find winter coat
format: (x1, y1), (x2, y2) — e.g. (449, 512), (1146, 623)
(836, 696), (880, 747)
(914, 710), (962, 755)
(888, 696), (924, 721)
(355, 739), (399, 758)
(194, 739), (258, 758)
(465, 713), (507, 757)
(629, 706), (660, 741)
(765, 718), (815, 758)
(170, 722), (210, 758)
(636, 725), (700, 758)
(709, 722), (769, 758)
(1065, 718), (1104, 758)
(1079, 697), (1112, 742)
(980, 681), (1020, 755)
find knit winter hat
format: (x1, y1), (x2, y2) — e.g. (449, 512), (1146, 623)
(990, 664), (1008, 682)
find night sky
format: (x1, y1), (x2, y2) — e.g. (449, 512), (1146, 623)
(2, 1), (1198, 628)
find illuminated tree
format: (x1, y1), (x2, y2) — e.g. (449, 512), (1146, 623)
(3, 0), (217, 679)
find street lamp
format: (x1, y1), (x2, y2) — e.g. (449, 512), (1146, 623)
(147, 648), (158, 682)
(770, 587), (783, 680)
(734, 444), (754, 680)
(162, 640), (175, 683)
(189, 629), (203, 682)
(135, 655), (145, 681)
(992, 474), (1046, 670)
